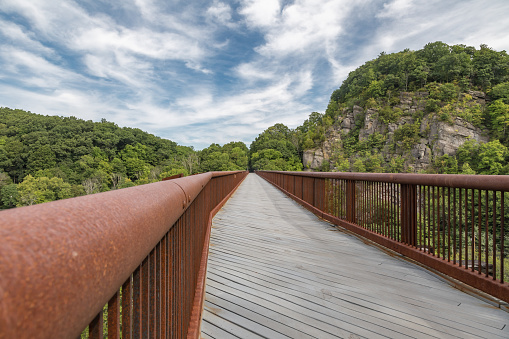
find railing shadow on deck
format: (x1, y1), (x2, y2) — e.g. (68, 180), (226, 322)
(257, 170), (509, 306)
(0, 171), (247, 339)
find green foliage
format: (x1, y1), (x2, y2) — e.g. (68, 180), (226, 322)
(352, 159), (366, 172)
(433, 154), (458, 174)
(393, 122), (420, 149)
(364, 152), (384, 173)
(330, 42), (509, 110)
(490, 82), (509, 103)
(434, 83), (459, 102)
(378, 106), (402, 124)
(488, 99), (509, 140)
(199, 141), (248, 172)
(297, 112), (329, 149)
(425, 98), (440, 113)
(461, 163), (476, 174)
(477, 140), (508, 174)
(250, 124), (302, 171)
(456, 140), (508, 175)
(1, 183), (18, 209)
(16, 175), (74, 206)
(0, 107), (209, 208)
(387, 155), (405, 173)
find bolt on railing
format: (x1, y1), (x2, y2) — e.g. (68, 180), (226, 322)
(257, 171), (509, 305)
(0, 171), (247, 339)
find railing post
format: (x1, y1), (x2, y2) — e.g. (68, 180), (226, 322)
(401, 184), (417, 246)
(346, 180), (356, 224)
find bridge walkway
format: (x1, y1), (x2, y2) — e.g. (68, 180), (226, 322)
(200, 174), (509, 339)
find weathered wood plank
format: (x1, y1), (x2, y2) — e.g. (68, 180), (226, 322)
(201, 174), (509, 339)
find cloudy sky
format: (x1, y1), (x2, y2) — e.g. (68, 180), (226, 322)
(1, 0), (509, 149)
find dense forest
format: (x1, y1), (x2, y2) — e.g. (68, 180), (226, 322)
(0, 108), (248, 209)
(2, 41), (509, 209)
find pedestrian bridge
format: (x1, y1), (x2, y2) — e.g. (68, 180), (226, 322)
(1, 171), (508, 338)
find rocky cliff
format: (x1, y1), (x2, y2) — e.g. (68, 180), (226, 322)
(303, 91), (490, 172)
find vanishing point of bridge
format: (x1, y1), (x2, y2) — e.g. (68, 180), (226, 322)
(0, 171), (508, 338)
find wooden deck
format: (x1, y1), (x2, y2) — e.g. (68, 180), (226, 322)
(201, 174), (509, 339)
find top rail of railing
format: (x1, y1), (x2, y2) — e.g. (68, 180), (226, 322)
(0, 171), (247, 339)
(261, 171), (509, 191)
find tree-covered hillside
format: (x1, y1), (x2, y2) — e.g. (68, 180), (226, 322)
(0, 107), (251, 209)
(297, 42), (509, 174)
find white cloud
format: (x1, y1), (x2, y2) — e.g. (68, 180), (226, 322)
(0, 20), (56, 57)
(366, 0), (509, 61)
(235, 63), (275, 81)
(239, 0), (281, 29)
(207, 1), (235, 28)
(0, 84), (115, 122)
(254, 0), (346, 57)
(0, 47), (85, 88)
(376, 0), (415, 19)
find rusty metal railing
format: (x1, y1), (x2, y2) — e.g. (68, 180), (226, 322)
(0, 171), (247, 339)
(257, 171), (509, 304)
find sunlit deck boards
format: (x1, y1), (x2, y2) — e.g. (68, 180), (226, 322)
(201, 174), (509, 339)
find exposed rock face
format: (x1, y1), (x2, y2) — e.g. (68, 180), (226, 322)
(303, 148), (324, 170)
(359, 108), (382, 140)
(428, 116), (489, 157)
(305, 91), (490, 172)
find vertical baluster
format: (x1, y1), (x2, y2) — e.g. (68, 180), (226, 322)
(431, 186), (437, 255)
(459, 189), (463, 267)
(501, 193), (505, 283)
(141, 257), (149, 337)
(471, 189), (475, 272)
(493, 192), (497, 281)
(156, 243), (161, 339)
(485, 191), (489, 277)
(465, 189), (469, 270)
(438, 187), (442, 259)
(89, 309), (103, 339)
(132, 265), (141, 338)
(448, 187), (451, 262)
(478, 190), (482, 274)
(149, 250), (156, 336)
(122, 276), (132, 339)
(161, 236), (167, 339)
(108, 291), (120, 339)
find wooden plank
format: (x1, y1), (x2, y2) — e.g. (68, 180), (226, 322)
(205, 286), (337, 339)
(202, 309), (262, 338)
(207, 260), (503, 338)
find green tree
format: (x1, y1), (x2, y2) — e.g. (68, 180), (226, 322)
(477, 140), (508, 175)
(1, 183), (18, 209)
(490, 82), (509, 103)
(250, 124), (302, 171)
(16, 175), (73, 206)
(352, 159), (366, 172)
(489, 99), (509, 139)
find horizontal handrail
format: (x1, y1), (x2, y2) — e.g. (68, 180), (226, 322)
(263, 171), (509, 191)
(0, 171), (247, 338)
(257, 171), (509, 305)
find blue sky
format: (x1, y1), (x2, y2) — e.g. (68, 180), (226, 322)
(1, 0), (509, 150)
